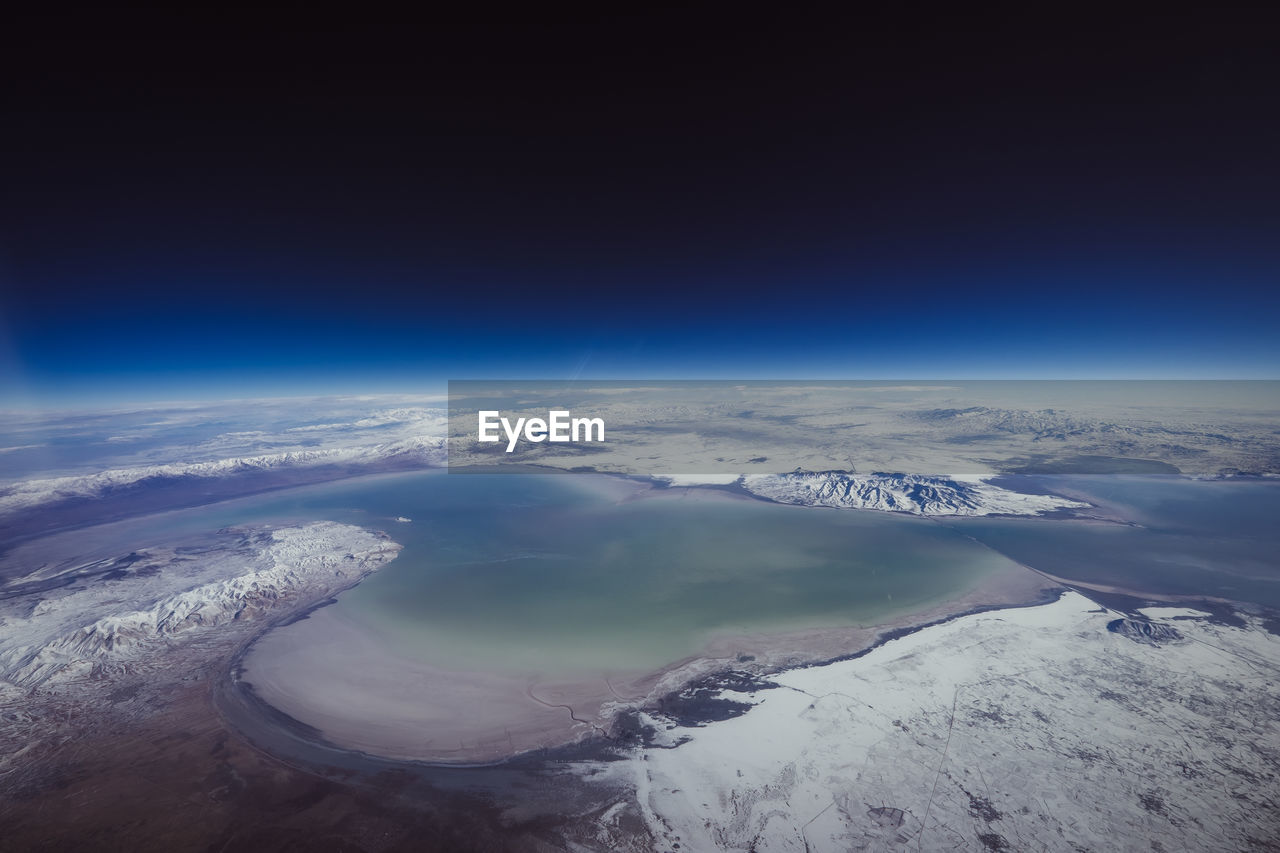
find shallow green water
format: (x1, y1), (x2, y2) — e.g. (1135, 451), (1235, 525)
(21, 471), (1279, 676)
(183, 472), (1017, 673)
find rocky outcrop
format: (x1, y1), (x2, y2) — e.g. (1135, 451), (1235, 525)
(1107, 617), (1184, 645)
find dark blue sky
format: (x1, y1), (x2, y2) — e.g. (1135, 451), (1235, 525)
(2, 10), (1278, 404)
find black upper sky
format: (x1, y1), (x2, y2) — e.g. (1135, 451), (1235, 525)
(2, 9), (1278, 396)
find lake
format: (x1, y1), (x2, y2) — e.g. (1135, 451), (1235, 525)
(958, 475), (1280, 608)
(226, 471), (1019, 674)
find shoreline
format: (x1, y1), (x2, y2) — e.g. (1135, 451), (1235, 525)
(223, 557), (1062, 766)
(14, 466), (1269, 773)
(619, 589), (1280, 851)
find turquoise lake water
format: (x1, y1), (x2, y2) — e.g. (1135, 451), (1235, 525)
(20, 472), (1277, 675)
(201, 472), (1016, 673)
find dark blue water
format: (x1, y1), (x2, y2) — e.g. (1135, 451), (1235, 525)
(955, 476), (1280, 607)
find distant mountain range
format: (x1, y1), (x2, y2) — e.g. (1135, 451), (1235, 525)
(0, 436), (445, 517)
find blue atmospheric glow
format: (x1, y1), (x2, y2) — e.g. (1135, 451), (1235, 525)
(2, 250), (1277, 407)
(3, 17), (1278, 407)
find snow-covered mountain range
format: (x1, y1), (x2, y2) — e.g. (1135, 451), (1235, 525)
(0, 436), (444, 518)
(741, 471), (1090, 516)
(0, 401), (449, 523)
(0, 522), (401, 689)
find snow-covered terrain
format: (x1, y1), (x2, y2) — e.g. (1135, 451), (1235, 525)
(5, 386), (1277, 522)
(742, 471), (1090, 516)
(0, 437), (444, 517)
(446, 381), (1280, 477)
(588, 592), (1280, 852)
(0, 399), (448, 519)
(0, 522), (402, 689)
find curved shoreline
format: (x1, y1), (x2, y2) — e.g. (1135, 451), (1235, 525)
(185, 471), (1279, 771)
(218, 555), (1063, 768)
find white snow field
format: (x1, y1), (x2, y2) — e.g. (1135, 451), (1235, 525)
(0, 522), (402, 689)
(590, 592), (1280, 852)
